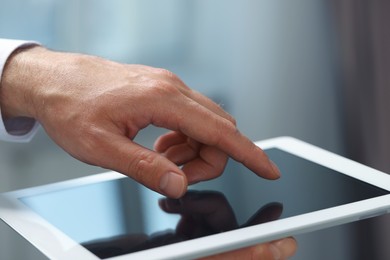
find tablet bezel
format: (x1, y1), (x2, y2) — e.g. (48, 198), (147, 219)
(1, 136), (390, 260)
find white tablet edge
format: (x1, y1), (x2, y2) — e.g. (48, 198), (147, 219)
(260, 137), (390, 191)
(1, 136), (390, 260)
(0, 172), (124, 260)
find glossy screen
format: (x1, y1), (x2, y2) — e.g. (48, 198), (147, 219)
(20, 149), (389, 259)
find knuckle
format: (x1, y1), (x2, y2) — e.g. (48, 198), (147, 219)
(212, 118), (238, 146)
(129, 149), (158, 183)
(154, 68), (178, 80)
(227, 114), (237, 126)
(198, 147), (227, 180)
(148, 68), (185, 96)
(210, 167), (224, 179)
(211, 161), (227, 179)
(149, 79), (180, 97)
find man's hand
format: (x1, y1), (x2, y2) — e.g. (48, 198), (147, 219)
(0, 46), (280, 198)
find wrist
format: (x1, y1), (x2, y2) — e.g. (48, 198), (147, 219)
(0, 45), (45, 120)
(0, 45), (72, 123)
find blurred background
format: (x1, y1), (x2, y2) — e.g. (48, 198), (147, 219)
(0, 0), (389, 259)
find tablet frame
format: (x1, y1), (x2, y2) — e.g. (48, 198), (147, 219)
(1, 136), (390, 260)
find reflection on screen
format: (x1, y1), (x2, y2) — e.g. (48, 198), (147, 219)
(20, 149), (389, 259)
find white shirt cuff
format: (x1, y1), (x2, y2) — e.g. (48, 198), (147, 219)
(0, 38), (40, 142)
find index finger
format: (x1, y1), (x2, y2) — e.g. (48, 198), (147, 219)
(153, 96), (280, 179)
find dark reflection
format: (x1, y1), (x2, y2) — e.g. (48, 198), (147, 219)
(82, 191), (283, 259)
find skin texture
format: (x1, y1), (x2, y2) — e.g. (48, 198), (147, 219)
(0, 46), (297, 259)
(0, 46), (280, 198)
(201, 238), (297, 260)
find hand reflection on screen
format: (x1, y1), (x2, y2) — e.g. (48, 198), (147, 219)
(159, 191), (283, 239)
(82, 191), (284, 259)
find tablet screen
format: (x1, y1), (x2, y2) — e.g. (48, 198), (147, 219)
(19, 148), (389, 258)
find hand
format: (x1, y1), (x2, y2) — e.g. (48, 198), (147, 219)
(0, 46), (280, 198)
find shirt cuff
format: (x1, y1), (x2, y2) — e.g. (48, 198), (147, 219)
(0, 38), (40, 143)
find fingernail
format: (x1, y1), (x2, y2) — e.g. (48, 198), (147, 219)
(271, 161), (281, 178)
(159, 172), (186, 198)
(269, 244), (281, 260)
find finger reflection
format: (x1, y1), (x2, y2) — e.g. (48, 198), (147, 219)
(82, 190), (283, 259)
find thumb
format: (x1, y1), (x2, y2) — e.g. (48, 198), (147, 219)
(96, 134), (188, 198)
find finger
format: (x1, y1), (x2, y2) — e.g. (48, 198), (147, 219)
(154, 131), (229, 184)
(162, 142), (200, 166)
(200, 244), (274, 260)
(150, 68), (236, 125)
(182, 145), (229, 184)
(152, 97), (280, 180)
(180, 88), (236, 125)
(95, 133), (188, 198)
(199, 239), (295, 260)
(154, 131), (188, 153)
(270, 237), (298, 259)
(154, 132), (201, 166)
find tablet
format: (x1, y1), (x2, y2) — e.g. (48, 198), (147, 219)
(1, 136), (390, 259)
